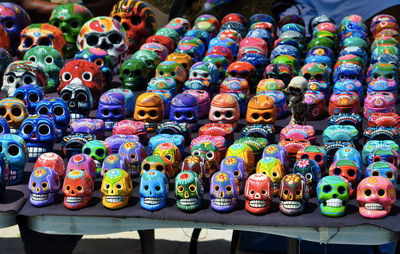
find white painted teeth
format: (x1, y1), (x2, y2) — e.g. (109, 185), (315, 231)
(28, 147), (47, 158)
(70, 113), (84, 123)
(282, 201), (301, 209)
(178, 198), (198, 206)
(9, 171), (17, 180)
(249, 200), (267, 208)
(105, 121), (117, 129)
(95, 160), (102, 169)
(325, 198), (343, 207)
(144, 197), (161, 205)
(106, 195), (123, 203)
(10, 129), (18, 134)
(213, 198), (233, 206)
(31, 193), (49, 201)
(365, 203), (384, 210)
(66, 196), (83, 203)
(273, 183), (280, 190)
(144, 122), (157, 128)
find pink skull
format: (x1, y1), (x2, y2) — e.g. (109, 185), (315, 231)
(357, 176), (396, 219)
(244, 173), (273, 214)
(208, 93), (240, 130)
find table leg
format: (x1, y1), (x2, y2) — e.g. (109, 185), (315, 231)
(189, 228), (202, 254)
(230, 230), (240, 254)
(138, 229), (155, 254)
(287, 237), (300, 254)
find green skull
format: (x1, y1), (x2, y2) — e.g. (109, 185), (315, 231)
(317, 175), (349, 217)
(191, 142), (220, 178)
(155, 27), (180, 45)
(175, 171), (202, 212)
(82, 140), (108, 174)
(49, 3), (94, 58)
(119, 59), (150, 91)
(131, 49), (161, 78)
(23, 46), (64, 92)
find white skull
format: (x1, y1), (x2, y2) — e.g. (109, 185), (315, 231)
(286, 76), (307, 105)
(2, 61), (46, 97)
(77, 16), (128, 73)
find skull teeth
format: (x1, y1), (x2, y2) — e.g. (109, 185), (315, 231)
(94, 160), (102, 169)
(144, 122), (158, 129)
(282, 201), (302, 209)
(178, 198), (198, 206)
(9, 171), (17, 181)
(273, 183), (280, 190)
(364, 203), (384, 210)
(105, 121), (117, 129)
(66, 196), (83, 203)
(213, 198), (233, 206)
(249, 200), (267, 208)
(31, 193), (49, 201)
(144, 197), (161, 205)
(28, 147), (47, 159)
(10, 129), (18, 134)
(324, 198), (344, 208)
(105, 195), (123, 203)
(70, 113), (85, 123)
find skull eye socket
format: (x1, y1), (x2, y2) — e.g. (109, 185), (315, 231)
(263, 113), (271, 119)
(251, 113), (260, 119)
(104, 183), (110, 190)
(283, 189), (289, 195)
(364, 189), (372, 196)
(314, 74), (323, 81)
(250, 190), (255, 194)
(206, 151), (214, 160)
(303, 73), (311, 80)
(11, 107), (22, 116)
(378, 189), (386, 197)
(272, 171), (278, 177)
(116, 183), (122, 190)
(87, 35), (99, 46)
(65, 185), (70, 191)
(156, 165), (164, 172)
(322, 185), (331, 193)
(102, 109), (109, 116)
(387, 157), (395, 164)
(0, 107), (5, 116)
(38, 124), (51, 135)
(177, 186), (184, 192)
(155, 185), (161, 191)
(95, 149), (105, 157)
(45, 57), (53, 64)
(296, 190), (301, 195)
(0, 125), (4, 134)
(350, 75), (357, 79)
(61, 92), (71, 102)
(314, 154), (322, 162)
(42, 182), (48, 189)
(174, 111), (182, 119)
(143, 163), (150, 171)
(62, 72), (72, 82)
(76, 185), (83, 192)
(133, 70), (141, 76)
(192, 150), (201, 156)
(112, 109), (121, 116)
(300, 154), (309, 160)
(225, 111), (233, 119)
(52, 21), (60, 27)
(138, 110), (146, 117)
(333, 167), (341, 175)
(386, 171), (394, 179)
(28, 56), (36, 62)
(233, 170), (240, 176)
(226, 185), (232, 192)
(82, 72), (93, 81)
(108, 33), (122, 44)
(149, 110), (157, 117)
(386, 74), (394, 79)
(4, 21), (14, 30)
(71, 21), (80, 29)
(143, 185), (149, 190)
(28, 93), (39, 103)
(372, 170), (380, 176)
(214, 185), (220, 191)
(261, 189), (267, 195)
(39, 38), (51, 46)
(165, 155), (171, 160)
(113, 15), (121, 22)
(267, 73), (275, 79)
(32, 182), (36, 188)
(22, 124), (33, 135)
(38, 106), (49, 115)
(7, 144), (20, 156)
(305, 173), (313, 180)
(131, 15), (142, 25)
(122, 69), (130, 76)
(77, 93), (88, 102)
(7, 76), (15, 84)
(185, 111), (193, 119)
(130, 153), (136, 160)
(170, 71), (176, 77)
(14, 93), (24, 100)
(24, 76), (33, 85)
(189, 185), (196, 192)
(83, 148), (91, 155)
(213, 111), (221, 118)
(94, 59), (104, 67)
(53, 106), (64, 116)
(23, 37), (33, 48)
(337, 186), (346, 194)
(372, 73), (380, 79)
(347, 169), (356, 177)
(193, 72), (197, 77)
(158, 71), (164, 76)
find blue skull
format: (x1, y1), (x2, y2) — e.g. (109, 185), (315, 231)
(185, 29), (211, 47)
(0, 116), (10, 135)
(271, 45), (301, 63)
(19, 114), (56, 162)
(97, 91), (126, 130)
(240, 53), (268, 78)
(202, 54), (229, 84)
(0, 133), (27, 185)
(365, 162), (397, 186)
(13, 84), (44, 114)
(333, 63), (364, 83)
(35, 97), (70, 140)
(333, 79), (363, 100)
(170, 94), (200, 131)
(293, 158), (321, 195)
(209, 37), (238, 58)
(139, 170), (169, 211)
(147, 77), (177, 98)
(362, 140), (399, 165)
(246, 28), (273, 48)
(148, 134), (185, 155)
(333, 146), (362, 177)
(338, 46), (367, 65)
(189, 61), (219, 86)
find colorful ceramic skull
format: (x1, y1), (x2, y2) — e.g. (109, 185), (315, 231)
(256, 156), (285, 195)
(66, 154), (97, 180)
(263, 63), (294, 86)
(110, 0), (156, 53)
(367, 148), (399, 167)
(244, 173), (273, 214)
(140, 155), (171, 177)
(101, 168), (133, 209)
(246, 94), (276, 125)
(131, 49), (160, 78)
(63, 169), (93, 210)
(365, 162), (397, 186)
(357, 176), (396, 219)
(118, 140), (146, 177)
(296, 145), (327, 171)
(57, 59), (105, 104)
(333, 63), (364, 83)
(279, 173), (309, 215)
(191, 142), (221, 176)
(19, 114), (57, 162)
(139, 170), (169, 211)
(153, 142), (181, 178)
(368, 62), (398, 83)
(209, 93), (240, 130)
(333, 146), (362, 169)
(35, 97), (70, 139)
(189, 61), (219, 86)
(23, 46), (64, 92)
(97, 91), (126, 130)
(0, 134), (26, 185)
(220, 156), (248, 193)
(210, 171), (238, 212)
(29, 167), (60, 207)
(82, 140), (110, 175)
(2, 60), (46, 97)
(59, 83), (93, 123)
(119, 58), (150, 91)
(262, 144), (289, 169)
(329, 159), (359, 198)
(133, 92), (164, 132)
(317, 175), (349, 217)
(18, 23), (66, 58)
(226, 143), (255, 174)
(169, 94), (199, 131)
(293, 159), (321, 195)
(101, 154), (130, 177)
(175, 171), (203, 212)
(34, 152), (65, 180)
(49, 3), (93, 58)
(77, 16), (128, 70)
(13, 84), (43, 115)
(156, 61), (187, 90)
(0, 98), (27, 133)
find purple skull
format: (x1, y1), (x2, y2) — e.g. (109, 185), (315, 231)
(169, 94), (200, 131)
(28, 167), (60, 207)
(101, 154), (130, 177)
(210, 171), (238, 212)
(220, 156), (248, 193)
(97, 91), (126, 130)
(104, 134), (139, 153)
(118, 141), (147, 177)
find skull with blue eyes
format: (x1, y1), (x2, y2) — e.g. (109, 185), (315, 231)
(35, 97), (70, 140)
(139, 170), (169, 211)
(13, 84), (44, 115)
(74, 48), (114, 90)
(19, 114), (57, 162)
(0, 116), (9, 135)
(0, 133), (27, 185)
(365, 162), (397, 186)
(333, 63), (364, 83)
(170, 94), (200, 131)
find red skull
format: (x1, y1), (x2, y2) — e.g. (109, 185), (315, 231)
(62, 169), (93, 210)
(244, 173), (273, 214)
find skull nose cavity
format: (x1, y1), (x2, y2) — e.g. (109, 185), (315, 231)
(255, 193), (260, 198)
(70, 78), (83, 85)
(110, 188), (114, 194)
(332, 194), (337, 198)
(219, 191), (224, 198)
(100, 40), (111, 50)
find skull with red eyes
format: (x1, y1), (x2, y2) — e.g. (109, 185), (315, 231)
(57, 60), (104, 104)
